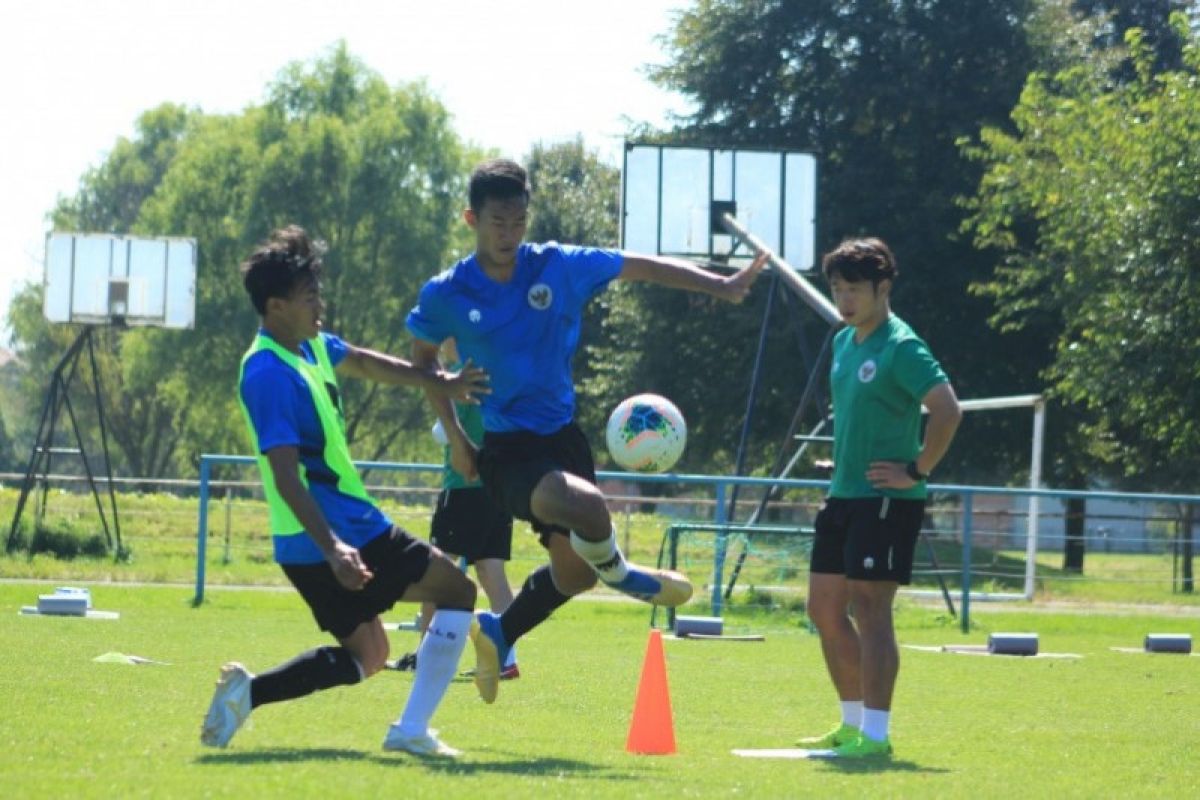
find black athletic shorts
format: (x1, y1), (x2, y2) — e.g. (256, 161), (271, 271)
(281, 525), (432, 639)
(430, 486), (514, 564)
(478, 421), (596, 544)
(809, 496), (925, 584)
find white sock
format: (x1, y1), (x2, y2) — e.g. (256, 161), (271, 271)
(862, 707), (890, 742)
(394, 609), (471, 736)
(840, 700), (864, 728)
(569, 530), (629, 583)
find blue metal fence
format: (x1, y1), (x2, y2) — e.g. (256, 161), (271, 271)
(194, 453), (1200, 632)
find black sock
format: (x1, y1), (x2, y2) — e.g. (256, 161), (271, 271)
(249, 646), (362, 708)
(500, 565), (571, 645)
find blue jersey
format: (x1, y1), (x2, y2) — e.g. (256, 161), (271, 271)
(407, 242), (624, 434)
(239, 330), (392, 564)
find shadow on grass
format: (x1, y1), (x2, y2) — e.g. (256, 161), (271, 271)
(197, 747), (627, 779)
(813, 757), (950, 775)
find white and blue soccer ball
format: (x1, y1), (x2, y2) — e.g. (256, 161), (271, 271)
(605, 393), (687, 474)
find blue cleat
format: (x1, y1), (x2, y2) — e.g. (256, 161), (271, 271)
(603, 566), (693, 607)
(470, 611), (508, 703)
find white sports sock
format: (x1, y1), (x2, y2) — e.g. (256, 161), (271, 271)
(840, 700), (864, 728)
(862, 707), (890, 742)
(569, 530), (629, 583)
(394, 609), (471, 736)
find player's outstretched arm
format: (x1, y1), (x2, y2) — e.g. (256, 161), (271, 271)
(337, 343), (489, 404)
(265, 445), (373, 590)
(617, 250), (770, 304)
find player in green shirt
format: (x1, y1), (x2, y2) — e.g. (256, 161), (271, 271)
(798, 238), (962, 759)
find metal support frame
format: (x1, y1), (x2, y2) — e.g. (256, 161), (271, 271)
(5, 326), (122, 555)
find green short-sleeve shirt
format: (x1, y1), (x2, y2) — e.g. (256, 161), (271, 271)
(828, 315), (948, 499)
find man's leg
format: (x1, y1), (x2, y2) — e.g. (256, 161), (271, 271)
(797, 571), (863, 748)
(846, 579), (900, 743)
(383, 555), (477, 754)
(530, 470), (691, 606)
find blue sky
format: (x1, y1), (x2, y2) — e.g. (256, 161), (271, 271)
(0, 0), (689, 340)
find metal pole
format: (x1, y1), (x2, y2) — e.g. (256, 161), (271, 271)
(194, 456), (211, 606)
(1024, 399), (1045, 600)
(961, 491), (974, 634)
(719, 212), (841, 326)
(712, 482), (728, 616)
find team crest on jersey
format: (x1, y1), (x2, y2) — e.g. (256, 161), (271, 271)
(858, 359), (877, 383)
(468, 309), (481, 323)
(527, 283), (553, 310)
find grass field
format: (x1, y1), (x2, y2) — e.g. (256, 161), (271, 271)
(1, 582), (1197, 798)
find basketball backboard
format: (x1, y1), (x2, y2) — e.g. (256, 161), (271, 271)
(43, 233), (196, 329)
(621, 143), (817, 270)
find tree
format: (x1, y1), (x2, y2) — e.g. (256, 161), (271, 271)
(964, 15), (1200, 571)
(641, 0), (1040, 482)
(7, 43), (473, 478)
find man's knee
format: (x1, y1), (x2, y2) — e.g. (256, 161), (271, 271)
(531, 471), (607, 526)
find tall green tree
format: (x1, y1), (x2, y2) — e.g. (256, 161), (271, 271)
(964, 14), (1200, 500)
(637, 0), (1040, 481)
(7, 43), (473, 478)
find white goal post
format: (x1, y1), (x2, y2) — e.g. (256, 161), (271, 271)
(927, 393), (1045, 600)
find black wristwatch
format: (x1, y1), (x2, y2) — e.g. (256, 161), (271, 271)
(905, 461), (928, 481)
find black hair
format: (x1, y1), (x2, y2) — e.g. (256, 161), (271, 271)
(821, 237), (898, 286)
(468, 158), (531, 212)
(239, 225), (325, 316)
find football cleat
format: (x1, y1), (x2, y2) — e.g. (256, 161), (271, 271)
(200, 662), (253, 748)
(604, 566), (693, 607)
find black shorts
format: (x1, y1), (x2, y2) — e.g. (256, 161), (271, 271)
(809, 497), (925, 584)
(430, 486), (514, 564)
(478, 421), (595, 543)
(281, 525), (432, 639)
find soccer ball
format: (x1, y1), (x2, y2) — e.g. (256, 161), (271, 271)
(605, 394), (687, 473)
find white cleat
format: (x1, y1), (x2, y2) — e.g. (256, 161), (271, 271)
(200, 662), (253, 748)
(382, 726), (462, 758)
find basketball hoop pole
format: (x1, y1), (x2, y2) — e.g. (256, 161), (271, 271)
(719, 212), (841, 326)
(5, 326), (122, 555)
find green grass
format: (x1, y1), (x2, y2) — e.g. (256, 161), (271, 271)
(0, 583), (1197, 798)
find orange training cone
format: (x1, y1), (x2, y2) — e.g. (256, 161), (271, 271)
(625, 628), (677, 755)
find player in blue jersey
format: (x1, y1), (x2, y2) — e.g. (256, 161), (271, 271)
(201, 225), (492, 758)
(407, 158), (768, 700)
(798, 238), (961, 758)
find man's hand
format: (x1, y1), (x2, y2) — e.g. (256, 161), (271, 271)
(325, 541), (374, 590)
(449, 436), (480, 482)
(437, 358), (491, 404)
(866, 460), (918, 490)
(714, 251), (770, 304)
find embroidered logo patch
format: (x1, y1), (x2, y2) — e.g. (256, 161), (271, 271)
(858, 359), (877, 383)
(468, 309), (481, 323)
(527, 283), (553, 310)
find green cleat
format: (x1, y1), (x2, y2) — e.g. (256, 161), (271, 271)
(796, 723), (859, 749)
(832, 734), (893, 759)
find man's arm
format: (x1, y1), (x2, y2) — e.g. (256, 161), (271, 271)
(411, 339), (479, 481)
(618, 251), (769, 304)
(866, 382), (963, 490)
(265, 445), (373, 590)
(913, 382), (962, 477)
(337, 342), (488, 404)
